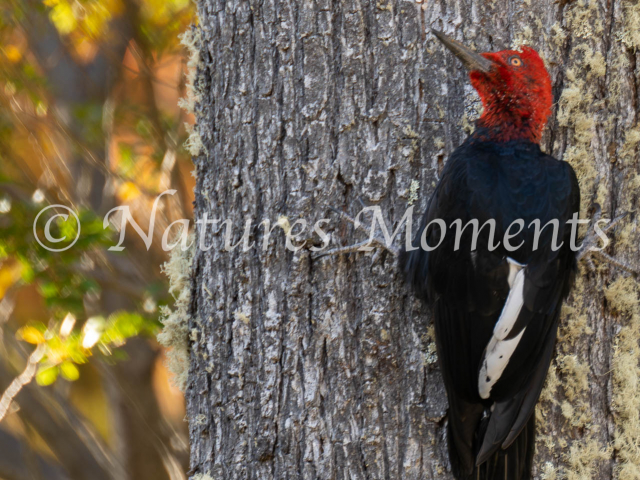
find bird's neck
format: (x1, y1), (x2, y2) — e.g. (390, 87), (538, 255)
(473, 108), (545, 144)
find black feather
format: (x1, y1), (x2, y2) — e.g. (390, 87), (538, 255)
(400, 130), (580, 479)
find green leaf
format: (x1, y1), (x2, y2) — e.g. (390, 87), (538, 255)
(36, 365), (59, 386)
(60, 361), (80, 381)
(16, 326), (45, 344)
(38, 281), (59, 298)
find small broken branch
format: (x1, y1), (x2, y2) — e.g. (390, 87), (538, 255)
(313, 206), (400, 259)
(578, 207), (638, 275)
(0, 344), (45, 422)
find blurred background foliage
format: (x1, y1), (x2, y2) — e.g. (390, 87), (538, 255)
(0, 0), (197, 478)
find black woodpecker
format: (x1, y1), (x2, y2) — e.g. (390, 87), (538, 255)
(400, 31), (581, 480)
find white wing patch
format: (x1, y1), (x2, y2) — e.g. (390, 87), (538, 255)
(494, 263), (525, 341)
(506, 257), (525, 288)
(478, 258), (527, 399)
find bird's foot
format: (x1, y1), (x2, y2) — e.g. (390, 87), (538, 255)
(312, 203), (399, 260)
(578, 205), (638, 275)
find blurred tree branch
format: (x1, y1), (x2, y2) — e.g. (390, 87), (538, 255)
(122, 0), (190, 221)
(0, 1), (194, 478)
(0, 344), (125, 480)
(0, 343), (45, 422)
(20, 0), (133, 105)
(0, 427), (71, 480)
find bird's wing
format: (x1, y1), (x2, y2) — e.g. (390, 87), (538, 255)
(475, 160), (581, 462)
(474, 257), (567, 463)
(401, 143), (580, 472)
(400, 144), (510, 474)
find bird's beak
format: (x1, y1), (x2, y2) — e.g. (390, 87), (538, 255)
(431, 30), (494, 74)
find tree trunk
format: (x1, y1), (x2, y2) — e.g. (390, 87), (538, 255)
(183, 0), (640, 478)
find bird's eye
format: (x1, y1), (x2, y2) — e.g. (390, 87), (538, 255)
(509, 56), (523, 67)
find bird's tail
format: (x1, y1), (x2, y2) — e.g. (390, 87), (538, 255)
(449, 413), (536, 480)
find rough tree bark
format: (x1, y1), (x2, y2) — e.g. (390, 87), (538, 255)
(182, 0), (640, 478)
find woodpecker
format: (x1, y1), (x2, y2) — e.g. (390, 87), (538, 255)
(400, 32), (580, 479)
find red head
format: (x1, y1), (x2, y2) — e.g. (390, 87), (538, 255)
(432, 31), (553, 143)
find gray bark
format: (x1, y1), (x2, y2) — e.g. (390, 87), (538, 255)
(186, 0), (640, 478)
